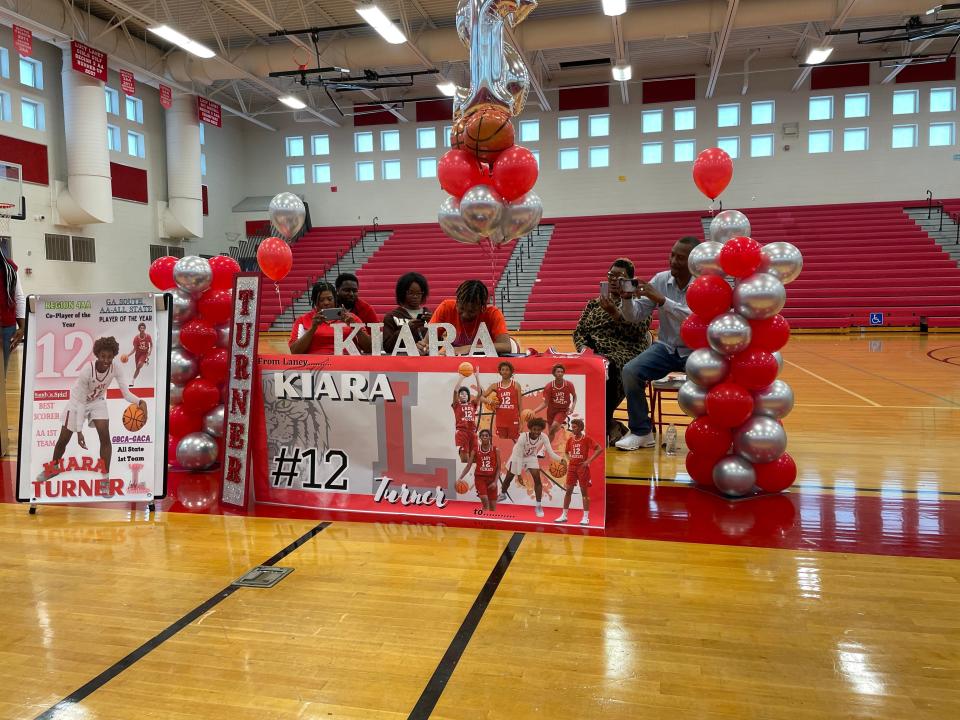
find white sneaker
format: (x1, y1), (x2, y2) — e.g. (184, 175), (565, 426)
(534, 505), (544, 518)
(579, 515), (590, 526)
(615, 432), (656, 451)
(554, 514), (568, 524)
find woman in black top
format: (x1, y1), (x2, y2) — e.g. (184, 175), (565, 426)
(383, 272), (430, 354)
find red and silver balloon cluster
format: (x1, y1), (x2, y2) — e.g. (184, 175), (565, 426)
(679, 209), (804, 497)
(437, 0), (542, 246)
(256, 192), (305, 284)
(149, 253), (240, 471)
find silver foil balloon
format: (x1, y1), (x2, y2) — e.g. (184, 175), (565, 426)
(176, 432), (219, 471)
(170, 347), (198, 385)
(500, 191), (542, 241)
(684, 348), (730, 388)
(707, 312), (753, 356)
(773, 351), (784, 371)
(709, 210), (751, 245)
(171, 288), (196, 324)
(687, 240), (725, 277)
(733, 273), (786, 320)
(753, 380), (794, 420)
(268, 192), (306, 240)
(712, 455), (756, 497)
(171, 325), (181, 348)
(459, 184), (504, 236)
(759, 241), (803, 285)
(677, 380), (708, 418)
(173, 256), (212, 295)
(169, 382), (183, 406)
(203, 405), (225, 438)
(438, 195), (482, 245)
(216, 324), (232, 348)
(735, 415), (787, 464)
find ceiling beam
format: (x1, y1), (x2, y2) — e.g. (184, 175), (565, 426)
(611, 15), (628, 105)
(881, 38), (935, 83)
(705, 0), (739, 99)
(792, 0), (859, 91)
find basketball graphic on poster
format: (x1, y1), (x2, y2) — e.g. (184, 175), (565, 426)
(122, 402), (146, 432)
(458, 362), (473, 377)
(549, 459), (568, 479)
(120, 354), (129, 363)
(520, 408), (535, 426)
(455, 479), (468, 494)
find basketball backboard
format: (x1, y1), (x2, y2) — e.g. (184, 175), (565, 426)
(0, 162), (26, 221)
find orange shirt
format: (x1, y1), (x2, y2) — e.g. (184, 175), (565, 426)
(429, 299), (508, 347)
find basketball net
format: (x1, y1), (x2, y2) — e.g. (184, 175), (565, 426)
(0, 202), (14, 236)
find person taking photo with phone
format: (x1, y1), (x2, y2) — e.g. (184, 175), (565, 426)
(383, 272), (430, 354)
(289, 281), (371, 355)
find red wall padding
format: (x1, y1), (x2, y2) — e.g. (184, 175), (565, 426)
(353, 104), (400, 126)
(202, 184), (208, 216)
(811, 63), (870, 90)
(109, 162), (147, 203)
(558, 85), (609, 111)
(416, 99), (453, 122)
(0, 134), (49, 184)
(896, 57), (956, 84)
(642, 77), (696, 104)
(246, 220), (270, 237)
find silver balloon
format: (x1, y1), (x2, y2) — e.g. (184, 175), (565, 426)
(171, 288), (196, 324)
(176, 432), (219, 470)
(216, 324), (232, 348)
(269, 192), (306, 240)
(203, 405), (225, 438)
(735, 415), (787, 464)
(169, 382), (183, 406)
(753, 380), (795, 420)
(707, 312), (753, 356)
(500, 191), (542, 241)
(687, 240), (725, 277)
(173, 256), (212, 295)
(712, 455), (756, 497)
(438, 195), (482, 245)
(773, 351), (784, 371)
(677, 380), (708, 418)
(171, 325), (181, 348)
(709, 210), (751, 245)
(759, 241), (803, 284)
(170, 347), (198, 385)
(683, 348), (729, 388)
(733, 273), (786, 320)
(459, 184), (504, 236)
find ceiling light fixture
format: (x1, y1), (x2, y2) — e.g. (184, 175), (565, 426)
(279, 96), (307, 109)
(355, 3), (407, 45)
(437, 81), (457, 96)
(612, 63), (632, 81)
(602, 0), (627, 17)
(805, 46), (834, 65)
(148, 25), (216, 59)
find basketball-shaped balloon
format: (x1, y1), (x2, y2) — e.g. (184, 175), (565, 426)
(122, 403), (146, 432)
(450, 117), (467, 151)
(549, 459), (568, 479)
(464, 107), (514, 163)
(455, 479), (468, 494)
(120, 354), (129, 363)
(458, 362), (474, 377)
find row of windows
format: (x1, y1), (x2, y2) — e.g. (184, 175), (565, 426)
(808, 123), (956, 153)
(0, 50), (45, 90)
(104, 87), (144, 123)
(809, 88), (955, 121)
(106, 125), (146, 157)
(0, 90), (45, 130)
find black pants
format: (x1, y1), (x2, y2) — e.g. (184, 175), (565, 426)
(605, 360), (625, 435)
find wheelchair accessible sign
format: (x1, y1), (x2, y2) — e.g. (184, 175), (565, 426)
(869, 312), (884, 326)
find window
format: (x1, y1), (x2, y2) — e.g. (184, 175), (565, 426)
(311, 134), (329, 155)
(382, 159), (401, 180)
(200, 152), (206, 176)
(107, 124), (121, 151)
(589, 146), (609, 167)
(199, 123), (205, 144)
(750, 134), (774, 158)
(354, 131), (373, 153)
(356, 160), (375, 181)
(558, 148), (579, 170)
(127, 130), (145, 158)
(717, 104), (740, 127)
(285, 136), (304, 157)
(21, 98), (44, 130)
(286, 165), (305, 184)
(443, 125), (453, 148)
(844, 93), (869, 118)
(717, 136), (739, 159)
(892, 124), (918, 149)
(71, 236), (96, 263)
(751, 101), (774, 125)
(674, 140), (695, 162)
(0, 92), (10, 123)
(808, 96), (833, 121)
(808, 129), (832, 154)
(105, 87), (119, 115)
(519, 119), (540, 142)
(930, 122), (955, 146)
(930, 87), (956, 113)
(588, 114), (609, 137)
(531, 150), (540, 166)
(558, 116), (579, 140)
(382, 129), (400, 152)
(416, 127), (436, 149)
(893, 90), (918, 115)
(0, 48), (8, 79)
(313, 163), (331, 183)
(674, 107), (695, 131)
(45, 233), (71, 261)
(19, 57), (42, 89)
(641, 109), (663, 133)
(418, 157), (437, 178)
(125, 96), (143, 123)
(641, 142), (662, 164)
(843, 127), (868, 152)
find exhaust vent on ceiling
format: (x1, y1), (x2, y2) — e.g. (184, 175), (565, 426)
(558, 58), (612, 70)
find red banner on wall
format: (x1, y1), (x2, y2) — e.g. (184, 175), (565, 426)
(159, 84), (173, 109)
(13, 26), (32, 57)
(197, 96), (222, 127)
(119, 69), (136, 96)
(71, 41), (107, 82)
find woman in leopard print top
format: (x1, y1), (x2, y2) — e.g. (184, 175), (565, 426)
(572, 258), (651, 444)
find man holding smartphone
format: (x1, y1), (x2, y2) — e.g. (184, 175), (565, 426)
(615, 236), (700, 450)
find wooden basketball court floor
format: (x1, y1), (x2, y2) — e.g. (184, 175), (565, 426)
(1, 333), (959, 719)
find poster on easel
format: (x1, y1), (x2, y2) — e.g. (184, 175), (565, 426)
(17, 293), (171, 506)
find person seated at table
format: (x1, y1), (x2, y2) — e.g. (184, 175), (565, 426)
(289, 281), (371, 354)
(428, 279), (514, 355)
(383, 272), (430, 353)
(336, 272), (379, 324)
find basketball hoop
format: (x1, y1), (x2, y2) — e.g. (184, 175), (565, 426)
(0, 202), (16, 236)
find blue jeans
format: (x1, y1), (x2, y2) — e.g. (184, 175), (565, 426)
(1, 324), (15, 372)
(622, 343), (688, 436)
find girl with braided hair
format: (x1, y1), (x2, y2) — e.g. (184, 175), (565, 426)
(428, 279), (513, 355)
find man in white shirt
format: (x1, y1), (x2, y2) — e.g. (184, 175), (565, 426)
(615, 236), (699, 450)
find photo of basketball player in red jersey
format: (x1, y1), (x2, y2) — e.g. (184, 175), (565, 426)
(533, 363), (577, 441)
(458, 428), (501, 511)
(452, 367), (482, 462)
(483, 361), (522, 440)
(555, 417), (602, 526)
(129, 322), (153, 382)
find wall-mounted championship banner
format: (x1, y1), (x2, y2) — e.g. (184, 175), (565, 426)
(70, 40), (108, 82)
(252, 354), (607, 527)
(197, 96), (222, 127)
(17, 293), (171, 505)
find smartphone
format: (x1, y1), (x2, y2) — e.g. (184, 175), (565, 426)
(600, 281), (609, 298)
(417, 308), (430, 322)
(321, 307), (342, 321)
(620, 279), (637, 293)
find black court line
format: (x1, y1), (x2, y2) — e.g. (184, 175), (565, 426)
(36, 521), (332, 720)
(408, 531), (524, 720)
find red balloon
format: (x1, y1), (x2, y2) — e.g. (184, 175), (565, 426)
(705, 382), (755, 428)
(491, 145), (538, 201)
(169, 405), (202, 439)
(755, 453), (797, 493)
(200, 348), (230, 385)
(208, 255), (241, 291)
(179, 319), (217, 356)
(256, 237), (292, 282)
(749, 315), (791, 353)
(730, 349), (779, 390)
(719, 236), (762, 278)
(438, 149), (488, 199)
(182, 378), (220, 415)
(680, 314), (710, 350)
(684, 417), (733, 458)
(149, 256), (177, 290)
(167, 436), (179, 464)
(692, 147), (733, 200)
(686, 275), (733, 320)
(685, 451), (718, 488)
(198, 289), (234, 326)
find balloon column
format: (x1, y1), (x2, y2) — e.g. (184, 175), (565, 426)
(682, 156), (802, 497)
(437, 0), (543, 249)
(150, 253), (240, 472)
